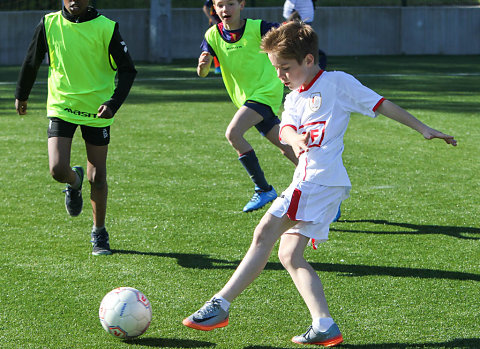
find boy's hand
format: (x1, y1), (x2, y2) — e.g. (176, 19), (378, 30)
(377, 100), (457, 147)
(291, 131), (310, 157)
(97, 104), (113, 119)
(197, 52), (213, 77)
(15, 99), (27, 115)
(422, 127), (457, 146)
(198, 52), (211, 65)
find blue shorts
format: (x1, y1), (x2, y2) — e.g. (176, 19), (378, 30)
(244, 100), (281, 137)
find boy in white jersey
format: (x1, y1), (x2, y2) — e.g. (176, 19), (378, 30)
(183, 21), (456, 346)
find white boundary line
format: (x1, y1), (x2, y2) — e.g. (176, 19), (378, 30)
(1, 72), (479, 85)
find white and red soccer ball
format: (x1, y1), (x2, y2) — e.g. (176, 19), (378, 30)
(99, 287), (152, 339)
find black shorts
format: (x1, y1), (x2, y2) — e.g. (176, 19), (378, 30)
(244, 101), (281, 137)
(47, 117), (110, 146)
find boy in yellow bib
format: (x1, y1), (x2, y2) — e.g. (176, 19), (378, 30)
(198, 0), (297, 212)
(15, 0), (136, 255)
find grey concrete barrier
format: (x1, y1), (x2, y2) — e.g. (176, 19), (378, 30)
(1, 6), (478, 65)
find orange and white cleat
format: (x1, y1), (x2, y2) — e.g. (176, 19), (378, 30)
(183, 298), (229, 331)
(291, 324), (344, 347)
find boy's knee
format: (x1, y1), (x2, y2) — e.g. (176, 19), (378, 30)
(89, 178), (107, 190)
(49, 164), (69, 182)
(278, 246), (293, 268)
(278, 244), (303, 269)
(280, 143), (294, 156)
(279, 147), (288, 157)
(225, 127), (236, 144)
(87, 170), (107, 189)
(251, 226), (275, 249)
(225, 126), (245, 146)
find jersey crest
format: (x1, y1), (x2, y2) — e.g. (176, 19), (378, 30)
(309, 92), (322, 112)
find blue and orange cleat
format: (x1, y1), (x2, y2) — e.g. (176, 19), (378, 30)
(183, 297), (229, 331)
(291, 324), (344, 347)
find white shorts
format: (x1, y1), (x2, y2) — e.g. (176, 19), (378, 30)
(267, 181), (350, 244)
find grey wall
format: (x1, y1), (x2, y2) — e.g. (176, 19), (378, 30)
(1, 6), (479, 65)
(102, 9), (150, 61)
(1, 10), (50, 65)
(401, 7), (480, 54)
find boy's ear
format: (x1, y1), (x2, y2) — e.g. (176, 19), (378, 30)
(304, 53), (315, 67)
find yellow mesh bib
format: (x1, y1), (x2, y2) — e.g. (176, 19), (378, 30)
(44, 11), (116, 127)
(205, 19), (283, 113)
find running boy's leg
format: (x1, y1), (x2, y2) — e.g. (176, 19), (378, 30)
(48, 136), (76, 184)
(225, 105), (263, 155)
(226, 106), (277, 212)
(85, 143), (108, 228)
(183, 213), (297, 330)
(48, 136), (84, 217)
(85, 142), (111, 255)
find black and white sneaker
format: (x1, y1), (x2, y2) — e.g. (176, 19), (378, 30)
(63, 166), (84, 217)
(91, 228), (112, 255)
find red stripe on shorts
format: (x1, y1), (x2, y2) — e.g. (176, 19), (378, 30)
(286, 189), (302, 221)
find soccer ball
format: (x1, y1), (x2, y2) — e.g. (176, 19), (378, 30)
(99, 287), (152, 339)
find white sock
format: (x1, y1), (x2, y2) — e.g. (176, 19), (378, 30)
(212, 294), (230, 311)
(92, 225), (105, 233)
(312, 317), (334, 332)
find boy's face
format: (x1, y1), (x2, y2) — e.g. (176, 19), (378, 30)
(63, 0), (89, 16)
(268, 53), (316, 91)
(213, 0), (244, 26)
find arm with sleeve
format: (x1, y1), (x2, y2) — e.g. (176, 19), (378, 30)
(103, 23), (137, 116)
(335, 72), (384, 117)
(15, 18), (48, 101)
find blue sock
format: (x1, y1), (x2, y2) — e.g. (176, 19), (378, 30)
(238, 150), (270, 192)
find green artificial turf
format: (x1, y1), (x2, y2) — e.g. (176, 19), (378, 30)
(0, 55), (478, 348)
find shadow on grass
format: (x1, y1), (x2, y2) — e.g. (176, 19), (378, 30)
(112, 250), (480, 282)
(332, 219), (480, 240)
(125, 337), (215, 347)
(243, 337), (480, 348)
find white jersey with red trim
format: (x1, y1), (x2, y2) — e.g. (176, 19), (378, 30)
(281, 70), (385, 186)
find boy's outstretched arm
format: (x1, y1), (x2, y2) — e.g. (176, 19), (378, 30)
(377, 99), (457, 146)
(197, 52), (213, 77)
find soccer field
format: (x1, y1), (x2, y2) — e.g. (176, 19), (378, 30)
(0, 56), (479, 348)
